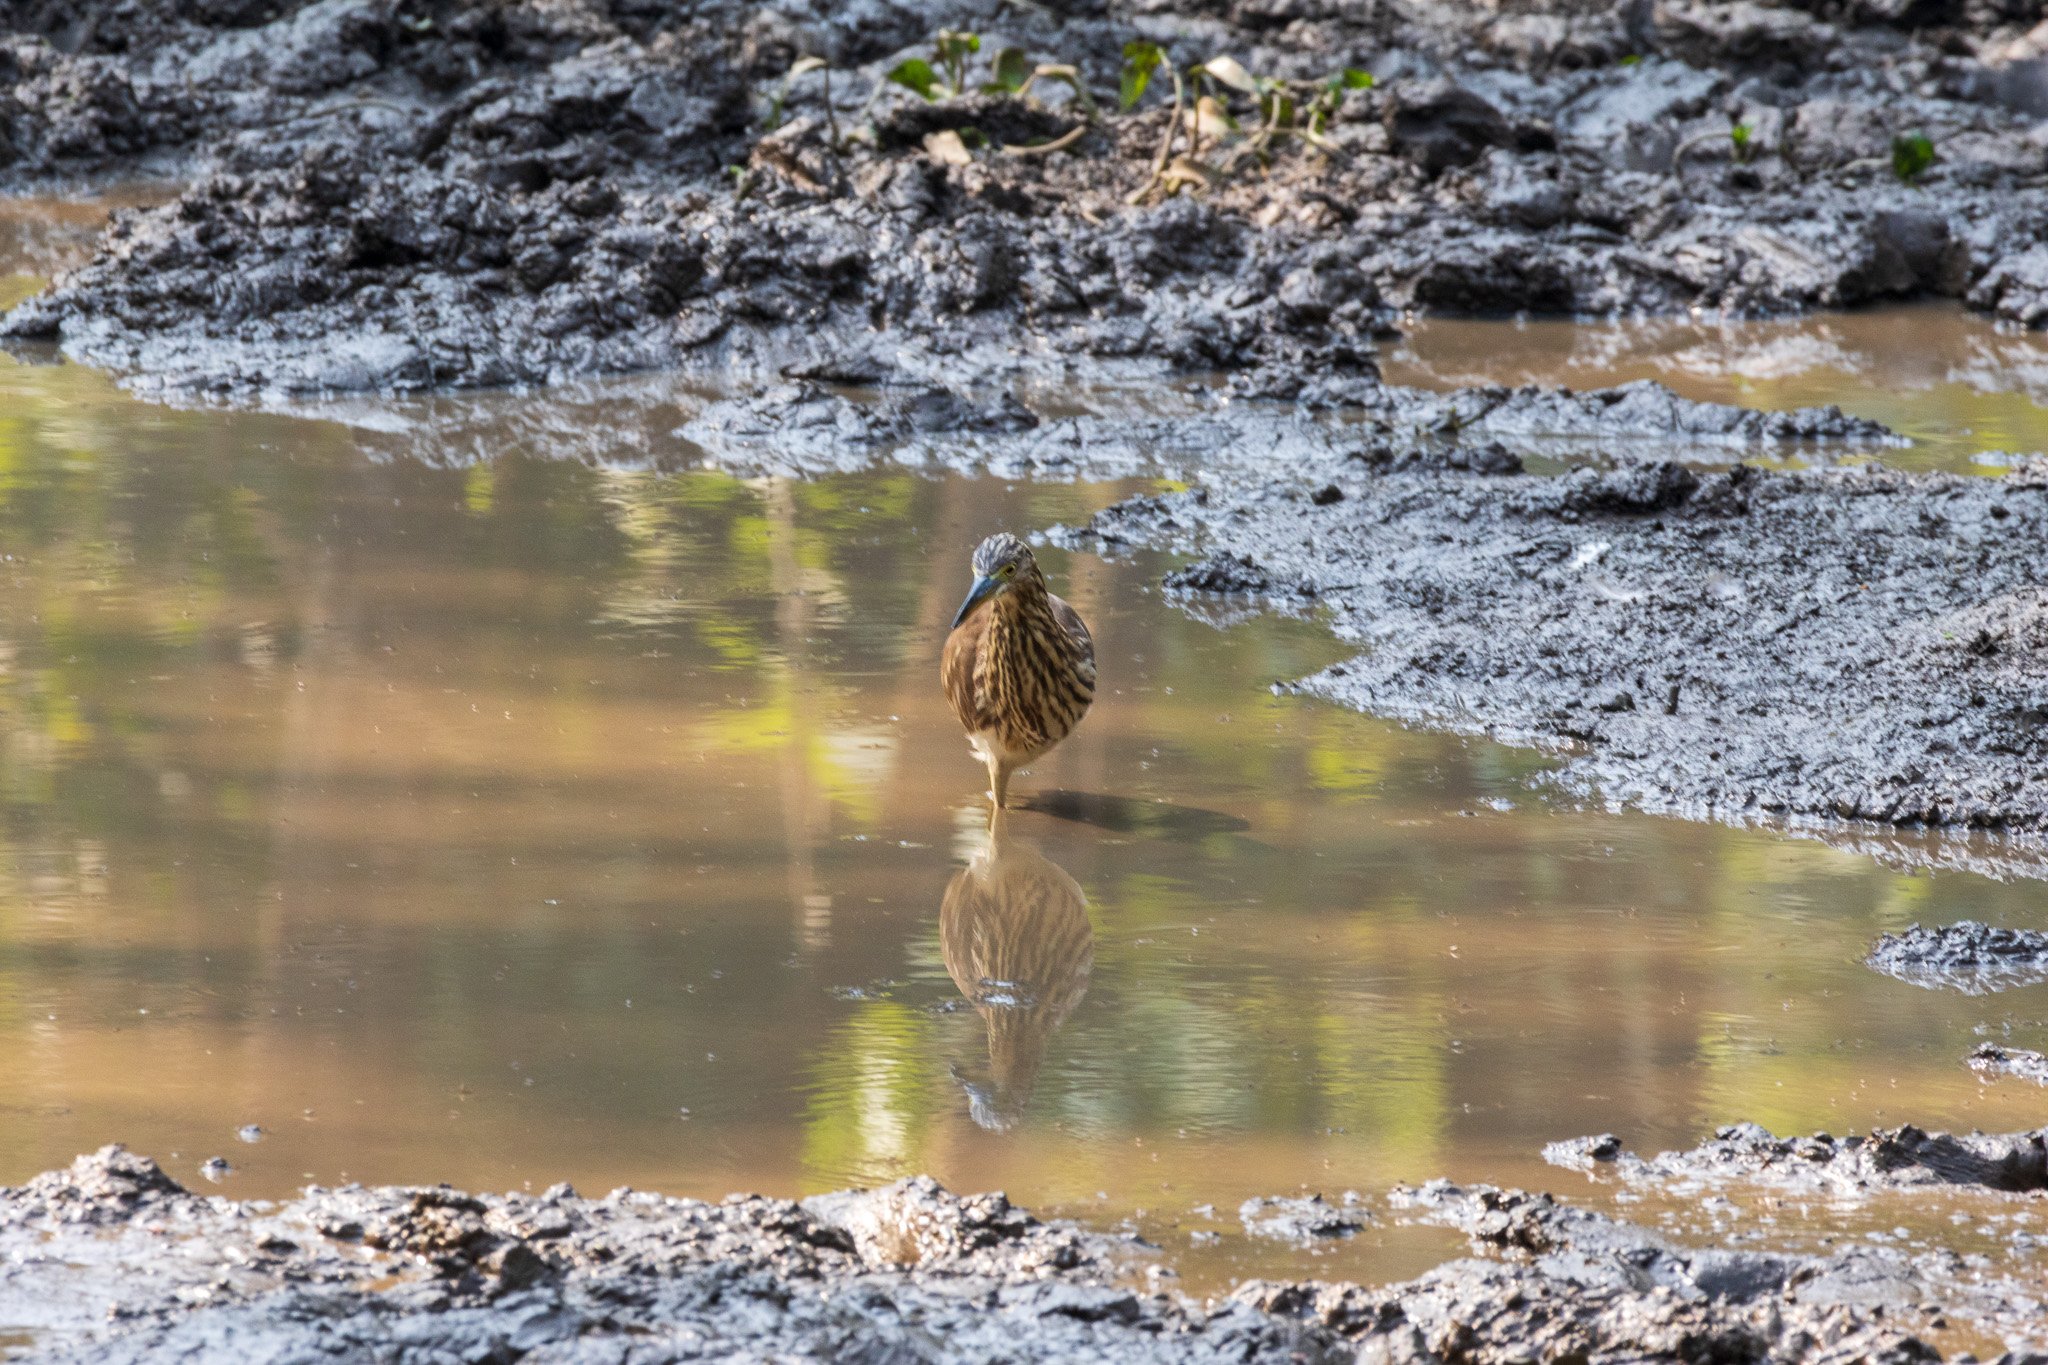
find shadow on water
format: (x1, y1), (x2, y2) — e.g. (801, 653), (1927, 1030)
(1011, 789), (1251, 839)
(941, 816), (1093, 1132)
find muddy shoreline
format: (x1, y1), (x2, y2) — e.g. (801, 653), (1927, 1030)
(6, 1134), (2046, 1362)
(1060, 443), (2048, 872)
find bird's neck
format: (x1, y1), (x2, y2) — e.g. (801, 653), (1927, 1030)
(988, 581), (1057, 648)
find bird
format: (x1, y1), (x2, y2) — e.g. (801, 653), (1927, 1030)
(941, 811), (1093, 1131)
(941, 532), (1095, 810)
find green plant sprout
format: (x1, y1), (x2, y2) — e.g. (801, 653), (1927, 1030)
(1729, 121), (1753, 163)
(1121, 40), (1163, 110)
(935, 30), (979, 95)
(885, 31), (1095, 117)
(886, 55), (942, 99)
(888, 30), (979, 99)
(985, 46), (1030, 93)
(1120, 47), (1371, 200)
(1306, 68), (1372, 147)
(1892, 131), (1935, 184)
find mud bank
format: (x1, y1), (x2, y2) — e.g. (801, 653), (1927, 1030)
(1869, 921), (2048, 992)
(8, 1142), (2048, 1362)
(1059, 442), (2048, 869)
(1970, 1043), (2048, 1086)
(7, 0), (2048, 397)
(1545, 1122), (2048, 1194)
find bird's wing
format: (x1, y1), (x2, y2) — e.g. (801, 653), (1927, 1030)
(1049, 593), (1095, 674)
(942, 600), (992, 733)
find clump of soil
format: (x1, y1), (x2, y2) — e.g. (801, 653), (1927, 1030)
(1867, 921), (2048, 994)
(1969, 1042), (2048, 1086)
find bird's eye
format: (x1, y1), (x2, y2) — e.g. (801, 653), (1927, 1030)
(1000, 564), (1015, 579)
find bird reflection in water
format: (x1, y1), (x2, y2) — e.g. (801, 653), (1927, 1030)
(941, 811), (1093, 1132)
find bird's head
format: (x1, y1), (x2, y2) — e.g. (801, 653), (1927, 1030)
(952, 533), (1041, 627)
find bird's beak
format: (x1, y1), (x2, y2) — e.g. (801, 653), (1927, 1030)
(951, 574), (1001, 629)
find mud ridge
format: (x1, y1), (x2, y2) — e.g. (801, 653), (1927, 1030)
(8, 1143), (2048, 1362)
(1868, 921), (2048, 993)
(6, 0), (2048, 398)
(1544, 1121), (2048, 1194)
(1970, 1042), (2048, 1086)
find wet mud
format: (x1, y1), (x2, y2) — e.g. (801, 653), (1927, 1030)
(1544, 1122), (2048, 1195)
(1868, 921), (2048, 993)
(5, 0), (2048, 401)
(10, 3), (2048, 1357)
(1969, 1043), (2048, 1087)
(9, 1141), (2048, 1362)
(1066, 448), (2048, 873)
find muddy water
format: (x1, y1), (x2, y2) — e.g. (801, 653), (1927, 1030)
(3, 349), (2048, 1296)
(1385, 304), (2048, 474)
(8, 209), (2048, 1294)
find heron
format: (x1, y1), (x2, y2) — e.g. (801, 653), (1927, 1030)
(941, 533), (1095, 810)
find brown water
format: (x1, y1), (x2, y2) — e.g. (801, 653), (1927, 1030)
(1386, 304), (2048, 474)
(6, 216), (2048, 1295)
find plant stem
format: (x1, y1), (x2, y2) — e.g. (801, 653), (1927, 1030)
(1154, 64), (1184, 175)
(1127, 64), (1185, 204)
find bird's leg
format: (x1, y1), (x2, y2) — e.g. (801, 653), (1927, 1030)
(989, 756), (1013, 810)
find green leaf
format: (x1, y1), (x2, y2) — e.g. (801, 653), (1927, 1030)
(1892, 130), (1935, 183)
(986, 46), (1030, 93)
(1618, 53), (1641, 66)
(1200, 55), (1259, 94)
(887, 57), (939, 100)
(1338, 67), (1373, 89)
(1259, 91), (1295, 126)
(1729, 121), (1754, 163)
(1121, 40), (1163, 110)
(935, 30), (980, 63)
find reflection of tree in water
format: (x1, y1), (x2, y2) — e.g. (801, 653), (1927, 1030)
(941, 814), (1092, 1132)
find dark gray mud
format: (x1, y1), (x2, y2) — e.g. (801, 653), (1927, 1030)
(6, 0), (2048, 399)
(1970, 1043), (2048, 1086)
(1544, 1122), (2048, 1195)
(1064, 446), (2048, 870)
(1869, 921), (2048, 992)
(11, 1142), (2048, 1362)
